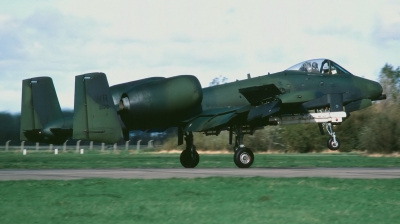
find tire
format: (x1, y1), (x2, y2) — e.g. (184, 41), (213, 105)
(327, 137), (340, 150)
(234, 147), (254, 168)
(180, 149), (200, 168)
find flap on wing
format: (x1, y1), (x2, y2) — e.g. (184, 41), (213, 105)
(185, 117), (213, 132)
(195, 107), (239, 116)
(184, 104), (255, 132)
(184, 112), (237, 132)
(239, 84), (282, 106)
(247, 101), (281, 121)
(203, 112), (237, 130)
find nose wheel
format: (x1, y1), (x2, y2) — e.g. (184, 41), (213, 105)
(327, 137), (340, 150)
(324, 122), (340, 150)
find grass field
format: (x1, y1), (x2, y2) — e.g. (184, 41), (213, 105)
(1, 151), (400, 223)
(1, 177), (400, 224)
(0, 151), (400, 169)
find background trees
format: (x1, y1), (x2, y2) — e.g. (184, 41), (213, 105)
(354, 64), (400, 153)
(0, 112), (20, 145)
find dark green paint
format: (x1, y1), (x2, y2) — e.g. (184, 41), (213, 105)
(20, 77), (72, 144)
(73, 73), (122, 144)
(20, 59), (385, 145)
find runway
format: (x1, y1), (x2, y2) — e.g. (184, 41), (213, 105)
(0, 168), (400, 180)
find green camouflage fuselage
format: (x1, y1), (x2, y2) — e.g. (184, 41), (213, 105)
(113, 70), (382, 131)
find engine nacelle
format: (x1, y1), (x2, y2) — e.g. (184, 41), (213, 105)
(119, 75), (202, 119)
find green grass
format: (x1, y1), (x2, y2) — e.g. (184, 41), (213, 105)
(1, 177), (400, 224)
(1, 151), (400, 169)
(1, 151), (400, 223)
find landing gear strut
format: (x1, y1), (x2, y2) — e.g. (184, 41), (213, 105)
(324, 122), (340, 150)
(180, 132), (200, 168)
(233, 126), (254, 168)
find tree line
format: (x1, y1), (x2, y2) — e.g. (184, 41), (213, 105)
(1, 64), (399, 153)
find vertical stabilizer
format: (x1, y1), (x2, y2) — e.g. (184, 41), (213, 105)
(73, 73), (122, 143)
(20, 77), (63, 141)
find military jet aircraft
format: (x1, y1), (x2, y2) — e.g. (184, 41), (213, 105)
(21, 58), (386, 168)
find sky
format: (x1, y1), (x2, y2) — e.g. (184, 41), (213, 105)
(0, 0), (399, 113)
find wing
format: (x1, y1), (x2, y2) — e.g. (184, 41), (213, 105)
(184, 84), (285, 132)
(183, 107), (245, 132)
(183, 83), (326, 132)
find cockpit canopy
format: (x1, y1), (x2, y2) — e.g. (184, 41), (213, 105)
(286, 59), (352, 75)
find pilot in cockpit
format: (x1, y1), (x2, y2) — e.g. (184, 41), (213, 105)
(303, 62), (311, 72)
(322, 64), (330, 74)
(311, 62), (319, 73)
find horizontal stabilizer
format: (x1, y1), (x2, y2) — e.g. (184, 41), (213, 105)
(50, 128), (73, 137)
(22, 129), (42, 141)
(239, 84), (282, 106)
(73, 73), (122, 143)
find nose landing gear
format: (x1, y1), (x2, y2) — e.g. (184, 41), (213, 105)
(324, 122), (340, 150)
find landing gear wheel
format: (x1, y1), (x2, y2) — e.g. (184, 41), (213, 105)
(180, 148), (200, 168)
(234, 147), (254, 168)
(327, 137), (340, 150)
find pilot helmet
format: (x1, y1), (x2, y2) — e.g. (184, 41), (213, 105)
(304, 62), (312, 72)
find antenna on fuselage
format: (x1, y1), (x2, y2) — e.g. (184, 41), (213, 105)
(247, 73), (251, 79)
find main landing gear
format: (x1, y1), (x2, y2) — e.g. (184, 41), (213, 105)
(178, 127), (255, 168)
(180, 132), (200, 168)
(233, 126), (254, 168)
(323, 122), (340, 150)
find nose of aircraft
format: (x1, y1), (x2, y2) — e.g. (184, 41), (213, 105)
(365, 79), (383, 100)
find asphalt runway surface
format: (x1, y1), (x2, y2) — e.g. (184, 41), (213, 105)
(1, 168), (400, 181)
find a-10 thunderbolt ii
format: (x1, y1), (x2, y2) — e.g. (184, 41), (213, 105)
(20, 58), (386, 168)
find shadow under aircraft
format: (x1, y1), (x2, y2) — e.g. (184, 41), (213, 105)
(21, 58), (386, 168)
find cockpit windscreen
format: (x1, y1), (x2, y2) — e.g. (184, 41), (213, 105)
(286, 59), (352, 75)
